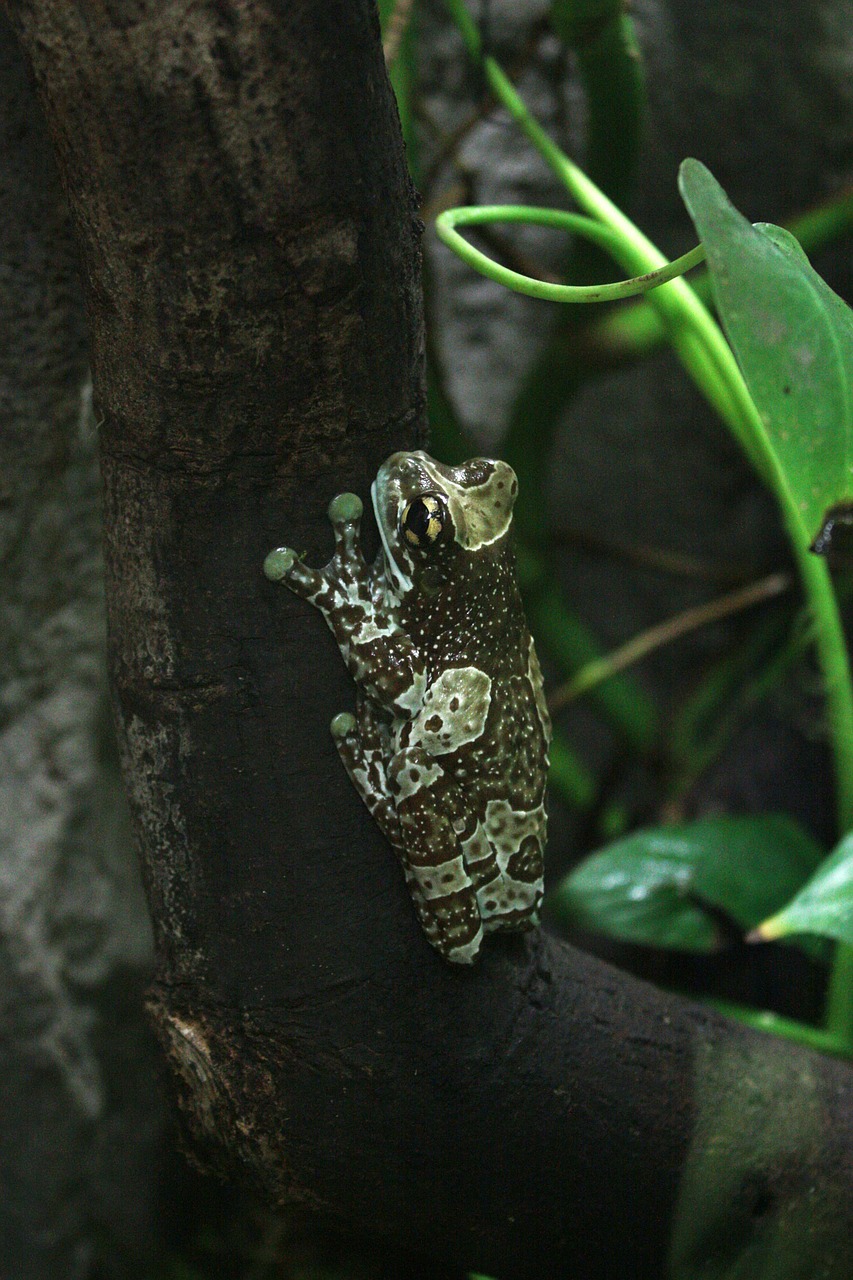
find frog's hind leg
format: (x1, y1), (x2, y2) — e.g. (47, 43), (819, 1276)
(478, 807), (545, 934)
(387, 747), (483, 964)
(330, 695), (400, 846)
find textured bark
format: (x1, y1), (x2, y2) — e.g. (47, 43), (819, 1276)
(5, 2), (853, 1278)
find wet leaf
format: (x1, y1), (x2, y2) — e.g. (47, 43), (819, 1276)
(679, 159), (853, 547)
(546, 814), (824, 951)
(754, 832), (853, 946)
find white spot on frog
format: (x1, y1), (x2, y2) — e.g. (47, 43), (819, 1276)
(484, 797), (547, 868)
(394, 757), (443, 799)
(413, 667), (491, 754)
(416, 855), (470, 899)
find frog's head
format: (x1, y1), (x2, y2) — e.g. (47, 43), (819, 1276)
(371, 451), (518, 598)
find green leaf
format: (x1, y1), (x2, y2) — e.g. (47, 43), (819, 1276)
(546, 815), (825, 951)
(679, 158), (853, 548)
(755, 832), (853, 946)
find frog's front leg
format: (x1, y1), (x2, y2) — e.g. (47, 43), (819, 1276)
(264, 493), (425, 718)
(330, 694), (400, 847)
(387, 747), (484, 964)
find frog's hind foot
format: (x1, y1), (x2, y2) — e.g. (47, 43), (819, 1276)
(330, 711), (401, 845)
(387, 747), (484, 965)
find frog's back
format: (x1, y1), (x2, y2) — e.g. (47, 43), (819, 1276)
(405, 539), (551, 815)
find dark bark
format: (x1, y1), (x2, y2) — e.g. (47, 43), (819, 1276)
(4, 2), (853, 1277)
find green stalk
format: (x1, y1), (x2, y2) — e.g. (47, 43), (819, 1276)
(549, 1), (646, 284)
(448, 0), (853, 778)
(798, 538), (853, 1043)
(792, 545), (853, 830)
(435, 204), (706, 303)
(707, 1000), (852, 1062)
(443, 0), (853, 781)
(825, 947), (853, 1048)
(561, 8), (645, 207)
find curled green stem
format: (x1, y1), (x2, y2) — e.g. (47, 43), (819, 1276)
(435, 204), (706, 303)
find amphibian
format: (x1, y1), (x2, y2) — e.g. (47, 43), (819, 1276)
(264, 452), (550, 963)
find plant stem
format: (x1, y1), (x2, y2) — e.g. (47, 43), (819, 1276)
(552, 3), (646, 208)
(796, 540), (853, 1045)
(707, 1000), (852, 1062)
(791, 545), (853, 830)
(548, 572), (791, 714)
(825, 946), (853, 1049)
(435, 204), (706, 302)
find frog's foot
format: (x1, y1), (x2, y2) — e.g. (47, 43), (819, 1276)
(263, 545), (327, 600)
(319, 492), (378, 607)
(388, 747), (484, 965)
(264, 493), (369, 609)
(330, 709), (401, 846)
(326, 492), (364, 562)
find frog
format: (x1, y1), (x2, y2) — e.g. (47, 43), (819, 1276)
(264, 451), (550, 964)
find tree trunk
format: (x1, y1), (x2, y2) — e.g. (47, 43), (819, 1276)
(5, 2), (853, 1277)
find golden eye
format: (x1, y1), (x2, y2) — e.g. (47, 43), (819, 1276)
(401, 494), (447, 548)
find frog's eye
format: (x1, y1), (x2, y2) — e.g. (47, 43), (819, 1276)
(400, 493), (448, 549)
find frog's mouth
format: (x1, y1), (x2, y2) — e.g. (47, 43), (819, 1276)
(371, 477), (413, 597)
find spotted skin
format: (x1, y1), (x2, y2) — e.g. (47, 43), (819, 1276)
(265, 452), (551, 963)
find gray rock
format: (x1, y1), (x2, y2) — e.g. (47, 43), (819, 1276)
(0, 19), (162, 1279)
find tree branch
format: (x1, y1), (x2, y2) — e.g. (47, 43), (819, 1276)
(6, 2), (852, 1276)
